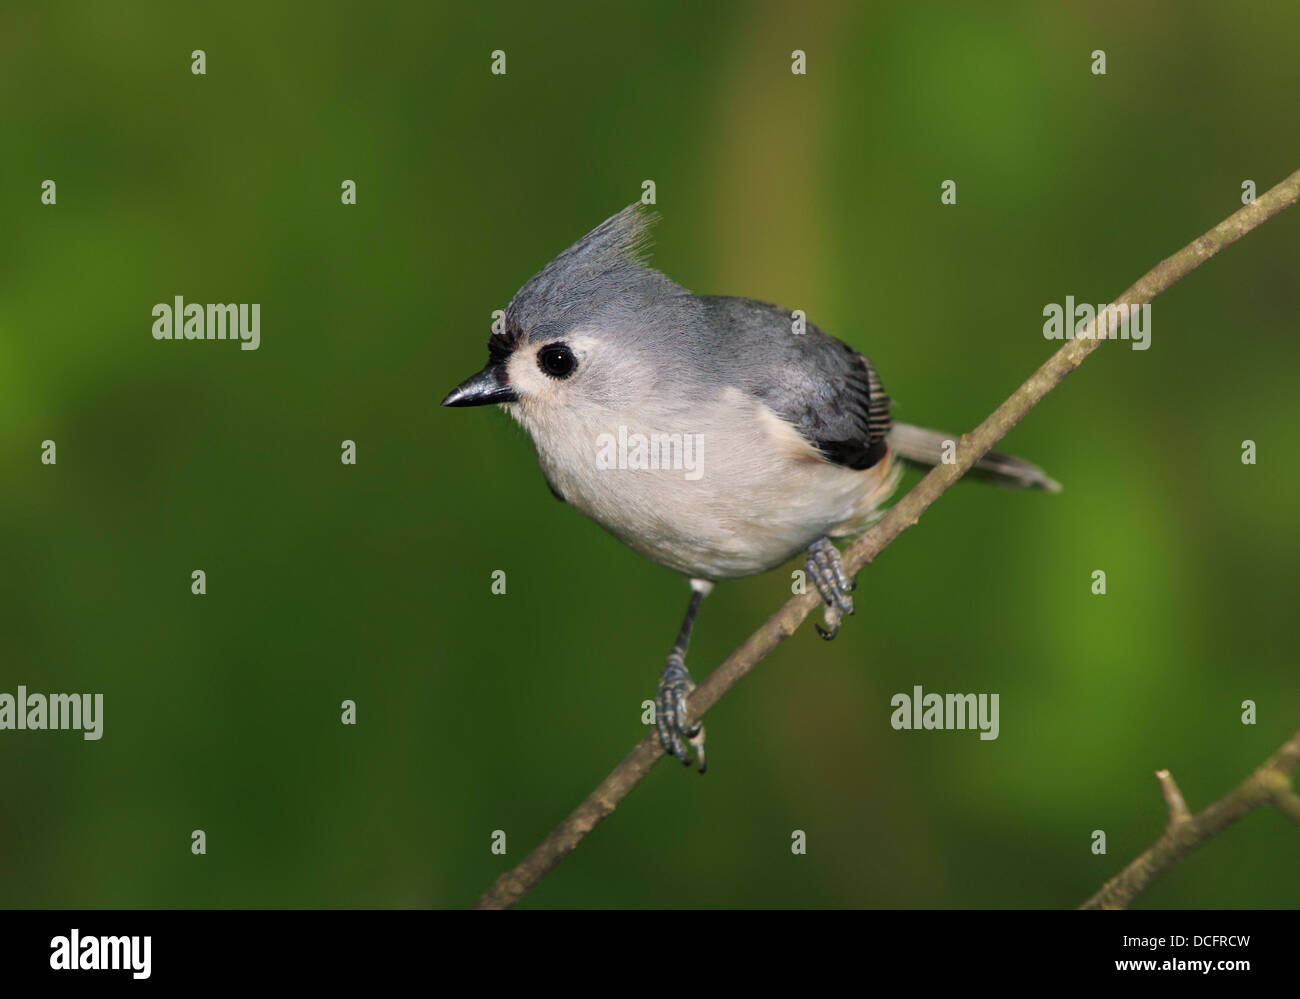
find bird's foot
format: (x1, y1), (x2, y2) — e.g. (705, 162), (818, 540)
(806, 537), (855, 640)
(655, 654), (706, 773)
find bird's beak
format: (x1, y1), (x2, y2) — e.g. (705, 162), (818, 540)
(440, 363), (518, 407)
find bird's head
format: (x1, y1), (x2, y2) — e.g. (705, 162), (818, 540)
(441, 205), (702, 423)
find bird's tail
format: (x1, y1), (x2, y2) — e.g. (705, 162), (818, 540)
(887, 422), (1061, 492)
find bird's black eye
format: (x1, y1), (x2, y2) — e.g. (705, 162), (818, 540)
(537, 342), (577, 379)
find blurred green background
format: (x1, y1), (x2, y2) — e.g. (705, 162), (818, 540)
(2, 0), (1298, 909)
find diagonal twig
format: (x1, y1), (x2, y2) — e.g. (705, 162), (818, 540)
(474, 167), (1300, 910)
(1080, 730), (1300, 909)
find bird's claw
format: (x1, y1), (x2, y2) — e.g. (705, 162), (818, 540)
(814, 607), (843, 641)
(655, 654), (707, 773)
(807, 537), (855, 641)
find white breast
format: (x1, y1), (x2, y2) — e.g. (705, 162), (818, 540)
(511, 387), (901, 580)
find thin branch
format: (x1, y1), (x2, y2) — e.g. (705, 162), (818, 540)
(474, 167), (1300, 910)
(1272, 788), (1300, 829)
(1080, 730), (1300, 909)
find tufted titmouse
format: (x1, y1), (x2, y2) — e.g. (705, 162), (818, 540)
(444, 205), (1058, 772)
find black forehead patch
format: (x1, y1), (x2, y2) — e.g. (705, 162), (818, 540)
(486, 322), (524, 364)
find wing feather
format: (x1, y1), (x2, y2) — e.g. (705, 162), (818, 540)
(699, 296), (891, 471)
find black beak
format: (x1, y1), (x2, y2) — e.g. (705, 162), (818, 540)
(440, 364), (518, 407)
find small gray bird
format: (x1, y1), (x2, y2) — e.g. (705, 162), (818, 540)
(443, 205), (1058, 772)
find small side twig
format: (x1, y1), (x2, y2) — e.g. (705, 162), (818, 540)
(1080, 730), (1300, 909)
(475, 167), (1300, 910)
(1155, 769), (1192, 825)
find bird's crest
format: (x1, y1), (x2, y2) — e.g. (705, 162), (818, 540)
(500, 204), (666, 348)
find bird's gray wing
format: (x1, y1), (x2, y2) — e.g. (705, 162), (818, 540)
(698, 296), (891, 470)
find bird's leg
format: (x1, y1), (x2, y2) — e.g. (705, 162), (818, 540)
(655, 579), (711, 773)
(806, 536), (855, 640)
